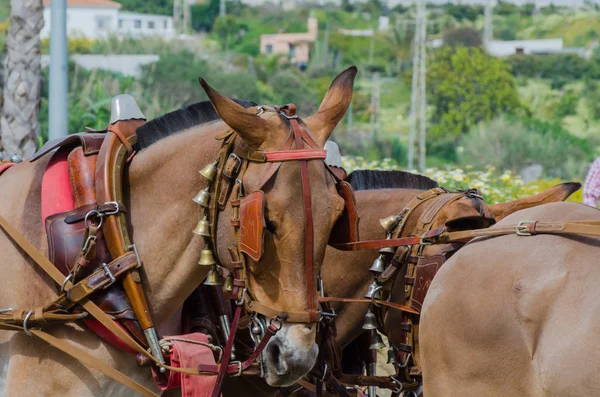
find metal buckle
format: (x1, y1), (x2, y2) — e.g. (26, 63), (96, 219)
(84, 209), (103, 229)
(128, 244), (143, 268)
(231, 360), (243, 377)
(101, 263), (117, 289)
(279, 111), (298, 119)
(269, 315), (283, 331)
(236, 288), (247, 306)
(228, 153), (242, 176)
(390, 375), (404, 394)
(255, 106), (265, 116)
(61, 273), (73, 293)
(23, 309), (34, 336)
(516, 221), (534, 236)
(81, 235), (97, 253)
(103, 201), (120, 215)
(321, 363), (329, 382)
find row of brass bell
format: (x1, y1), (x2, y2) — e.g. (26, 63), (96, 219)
(193, 187), (211, 207)
(204, 268), (234, 293)
(364, 282), (383, 300)
(193, 215), (211, 237)
(380, 215), (400, 233)
(370, 330), (386, 350)
(198, 247), (217, 266)
(369, 255), (386, 275)
(199, 160), (218, 183)
(362, 308), (378, 330)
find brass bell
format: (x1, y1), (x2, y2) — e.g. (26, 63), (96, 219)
(223, 274), (234, 293)
(387, 348), (397, 364)
(378, 246), (395, 255)
(199, 160), (218, 182)
(192, 187), (211, 207)
(369, 331), (386, 350)
(197, 248), (217, 266)
(204, 266), (224, 286)
(379, 215), (400, 233)
(369, 255), (386, 275)
(362, 309), (378, 330)
(364, 282), (383, 300)
(193, 215), (211, 237)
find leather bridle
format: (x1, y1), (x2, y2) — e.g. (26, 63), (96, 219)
(199, 104), (343, 394)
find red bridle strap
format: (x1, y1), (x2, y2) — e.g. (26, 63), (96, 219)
(264, 149), (326, 162)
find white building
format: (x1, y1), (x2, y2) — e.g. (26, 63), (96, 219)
(485, 38), (564, 57)
(41, 0), (174, 40)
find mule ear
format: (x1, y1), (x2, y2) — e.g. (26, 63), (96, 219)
(490, 182), (581, 221)
(199, 77), (271, 147)
(304, 66), (358, 145)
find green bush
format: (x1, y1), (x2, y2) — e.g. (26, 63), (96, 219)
(508, 54), (600, 81)
(457, 116), (590, 179)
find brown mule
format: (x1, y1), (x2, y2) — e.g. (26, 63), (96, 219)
(0, 67), (357, 396)
(222, 171), (579, 396)
(420, 200), (600, 397)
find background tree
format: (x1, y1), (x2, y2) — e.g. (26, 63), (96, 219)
(428, 46), (522, 140)
(442, 27), (483, 48)
(213, 16), (242, 51)
(1, 0), (44, 157)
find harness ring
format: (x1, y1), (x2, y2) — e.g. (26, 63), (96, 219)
(23, 310), (34, 337)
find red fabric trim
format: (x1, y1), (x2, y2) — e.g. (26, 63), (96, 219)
(42, 149), (74, 224)
(152, 333), (217, 396)
(0, 163), (15, 177)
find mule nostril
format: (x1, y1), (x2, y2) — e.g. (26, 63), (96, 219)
(268, 342), (289, 376)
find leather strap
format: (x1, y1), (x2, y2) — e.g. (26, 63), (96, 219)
(317, 296), (419, 315)
(330, 228), (446, 251)
(290, 117), (318, 323)
(211, 305), (241, 397)
(263, 149), (326, 162)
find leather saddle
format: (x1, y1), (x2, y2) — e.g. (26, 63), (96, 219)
(33, 132), (145, 344)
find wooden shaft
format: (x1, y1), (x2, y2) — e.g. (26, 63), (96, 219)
(96, 119), (155, 331)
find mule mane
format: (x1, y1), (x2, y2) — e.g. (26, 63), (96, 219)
(346, 170), (438, 191)
(135, 99), (257, 150)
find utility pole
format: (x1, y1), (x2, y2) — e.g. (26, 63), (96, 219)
(49, 0), (68, 140)
(408, 1), (426, 171)
(220, 0), (226, 17)
(369, 71), (380, 140)
(484, 0), (494, 46)
(183, 0), (191, 33)
(173, 0), (183, 34)
(418, 3), (427, 172)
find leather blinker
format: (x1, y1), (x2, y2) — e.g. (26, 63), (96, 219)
(239, 191), (266, 262)
(328, 181), (360, 246)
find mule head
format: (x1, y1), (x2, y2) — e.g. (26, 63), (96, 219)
(200, 66), (357, 386)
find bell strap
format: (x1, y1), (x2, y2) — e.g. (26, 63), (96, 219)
(317, 297), (419, 315)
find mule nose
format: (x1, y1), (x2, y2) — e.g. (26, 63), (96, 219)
(267, 340), (290, 376)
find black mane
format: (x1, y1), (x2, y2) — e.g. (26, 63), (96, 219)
(135, 99), (257, 151)
(346, 170), (438, 191)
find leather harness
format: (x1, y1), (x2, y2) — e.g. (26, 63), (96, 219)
(0, 103), (346, 396)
